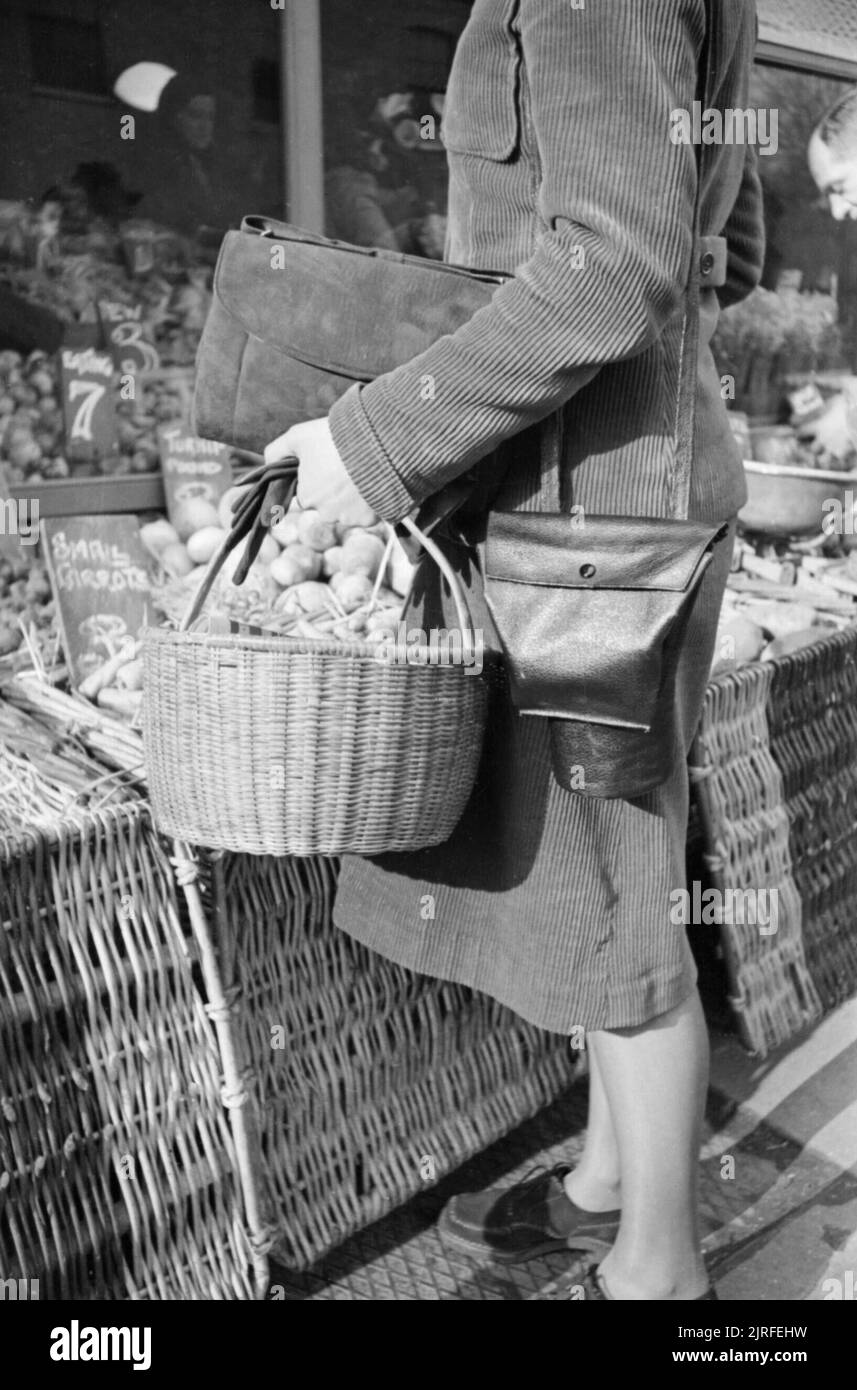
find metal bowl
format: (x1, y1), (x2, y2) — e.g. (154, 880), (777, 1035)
(739, 461), (857, 538)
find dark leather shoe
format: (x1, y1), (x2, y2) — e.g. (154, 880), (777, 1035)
(439, 1164), (621, 1264)
(577, 1264), (719, 1300)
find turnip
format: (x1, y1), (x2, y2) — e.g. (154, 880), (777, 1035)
(322, 545), (342, 577)
(161, 541), (194, 578)
(340, 532), (386, 580)
(270, 544), (322, 587)
(296, 508), (337, 552)
(270, 514), (300, 548)
(332, 573), (374, 612)
(186, 526), (228, 565)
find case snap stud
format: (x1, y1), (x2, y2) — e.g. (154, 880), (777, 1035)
(700, 251), (715, 275)
(580, 563), (596, 579)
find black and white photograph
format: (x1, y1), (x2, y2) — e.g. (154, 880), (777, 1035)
(0, 0), (855, 1354)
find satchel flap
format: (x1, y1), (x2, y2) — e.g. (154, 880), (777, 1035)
(213, 226), (505, 382)
(485, 513), (726, 592)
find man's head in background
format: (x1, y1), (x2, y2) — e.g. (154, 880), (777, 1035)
(809, 86), (857, 220)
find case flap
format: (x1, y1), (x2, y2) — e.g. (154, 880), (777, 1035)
(212, 225), (505, 382)
(485, 513), (727, 593)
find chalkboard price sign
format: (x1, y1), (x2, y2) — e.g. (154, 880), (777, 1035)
(59, 344), (118, 466)
(40, 514), (155, 687)
(98, 299), (160, 375)
(159, 425), (233, 536)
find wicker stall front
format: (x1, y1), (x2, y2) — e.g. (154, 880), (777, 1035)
(691, 626), (857, 1056)
(206, 850), (577, 1271)
(0, 804), (259, 1300)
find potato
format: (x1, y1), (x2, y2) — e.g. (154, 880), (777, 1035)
(28, 369), (55, 396)
(273, 580), (330, 618)
(140, 518), (181, 559)
(333, 573), (374, 612)
(292, 580), (332, 613)
(270, 545), (322, 587)
(340, 532), (386, 580)
(161, 541), (194, 578)
(322, 545), (343, 578)
(174, 497), (220, 541)
(296, 509), (338, 552)
(186, 526), (228, 565)
(270, 514), (300, 548)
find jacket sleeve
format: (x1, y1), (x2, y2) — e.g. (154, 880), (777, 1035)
(717, 144), (766, 310)
(328, 0), (705, 522)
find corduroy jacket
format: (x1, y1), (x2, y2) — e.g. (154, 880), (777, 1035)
(328, 0), (765, 527)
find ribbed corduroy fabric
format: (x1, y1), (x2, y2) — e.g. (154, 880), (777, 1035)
(329, 0), (766, 1034)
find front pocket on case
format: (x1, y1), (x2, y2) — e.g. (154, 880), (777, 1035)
(442, 0), (522, 161)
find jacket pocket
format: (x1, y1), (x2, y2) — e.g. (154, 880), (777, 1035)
(442, 0), (521, 161)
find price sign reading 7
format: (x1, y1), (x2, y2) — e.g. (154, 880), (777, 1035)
(59, 345), (118, 463)
(68, 378), (106, 441)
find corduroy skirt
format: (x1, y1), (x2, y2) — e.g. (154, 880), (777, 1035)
(331, 520), (736, 1036)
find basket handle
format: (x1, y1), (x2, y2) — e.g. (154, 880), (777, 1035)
(180, 458), (481, 663)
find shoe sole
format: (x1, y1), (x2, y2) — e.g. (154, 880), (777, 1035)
(438, 1212), (617, 1265)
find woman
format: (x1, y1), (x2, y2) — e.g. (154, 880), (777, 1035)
(324, 109), (424, 254)
(139, 74), (235, 235)
(266, 0), (765, 1300)
(325, 98), (444, 258)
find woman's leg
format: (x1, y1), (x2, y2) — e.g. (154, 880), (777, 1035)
(563, 1045), (623, 1213)
(588, 961), (710, 1300)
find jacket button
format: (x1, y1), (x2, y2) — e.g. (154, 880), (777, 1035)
(700, 251), (715, 276)
(580, 563), (596, 579)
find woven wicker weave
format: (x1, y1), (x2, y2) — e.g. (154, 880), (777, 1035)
(761, 628), (857, 1012)
(143, 630), (488, 856)
(0, 805), (259, 1300)
(206, 850), (578, 1270)
(691, 627), (857, 1055)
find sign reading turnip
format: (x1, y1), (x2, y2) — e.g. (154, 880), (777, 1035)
(59, 344), (118, 467)
(158, 425), (233, 540)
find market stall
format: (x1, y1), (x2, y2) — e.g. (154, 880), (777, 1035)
(3, 0), (857, 1305)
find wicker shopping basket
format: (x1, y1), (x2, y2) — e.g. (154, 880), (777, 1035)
(143, 459), (488, 856)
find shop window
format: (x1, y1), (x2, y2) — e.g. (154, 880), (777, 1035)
(321, 1), (467, 257)
(252, 58), (280, 126)
(712, 62), (857, 435)
(403, 27), (457, 90)
(28, 13), (108, 97)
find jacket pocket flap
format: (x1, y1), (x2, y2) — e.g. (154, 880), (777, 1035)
(213, 229), (504, 381)
(485, 513), (726, 592)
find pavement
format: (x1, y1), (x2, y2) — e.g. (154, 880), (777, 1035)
(268, 997), (857, 1300)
